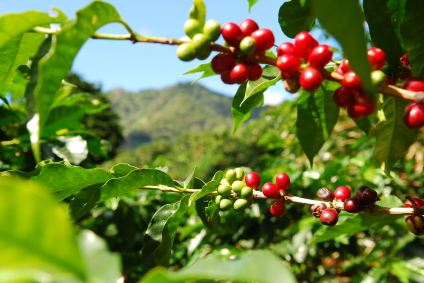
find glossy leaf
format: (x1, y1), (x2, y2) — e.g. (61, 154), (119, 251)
(211, 170), (224, 182)
(401, 0), (424, 79)
(183, 62), (216, 84)
(232, 83), (264, 133)
(189, 180), (220, 206)
(195, 196), (215, 231)
(387, 0), (406, 50)
(353, 114), (374, 136)
(0, 177), (85, 279)
(364, 0), (404, 71)
(204, 201), (221, 233)
(244, 65), (281, 104)
(140, 250), (296, 283)
(142, 195), (190, 272)
(247, 0), (259, 11)
(278, 0), (316, 38)
(183, 166), (197, 189)
(108, 163), (139, 178)
(374, 97), (418, 176)
(296, 81), (340, 165)
(313, 0), (374, 96)
(68, 184), (102, 221)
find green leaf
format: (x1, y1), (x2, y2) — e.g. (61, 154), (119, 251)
(232, 83), (264, 133)
(140, 250), (296, 283)
(78, 230), (122, 283)
(142, 195), (190, 272)
(372, 195), (404, 232)
(108, 163), (139, 178)
(391, 262), (410, 283)
(189, 180), (220, 206)
(247, 0), (259, 12)
(0, 177), (85, 279)
(363, 0), (404, 71)
(387, 0), (406, 50)
(313, 0), (374, 96)
(278, 0), (316, 38)
(190, 0), (206, 26)
(401, 0), (424, 79)
(183, 62), (216, 84)
(68, 184), (102, 221)
(244, 65), (281, 103)
(211, 170), (224, 182)
(183, 166), (197, 189)
(205, 201), (221, 233)
(374, 97), (418, 176)
(296, 81), (340, 166)
(195, 196), (214, 231)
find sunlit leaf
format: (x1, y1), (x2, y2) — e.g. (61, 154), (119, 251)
(278, 0), (316, 38)
(232, 83), (264, 133)
(244, 66), (281, 103)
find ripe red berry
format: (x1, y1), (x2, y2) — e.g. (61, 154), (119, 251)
(317, 187), (335, 202)
(245, 172), (261, 189)
(310, 203), (327, 218)
(404, 103), (424, 129)
(270, 202), (286, 217)
(343, 197), (365, 213)
(250, 28), (275, 51)
(221, 22), (243, 47)
(300, 67), (323, 92)
(385, 75), (398, 86)
(239, 19), (259, 37)
(294, 31), (317, 60)
(247, 63), (263, 81)
(342, 71), (364, 90)
(402, 77), (424, 92)
(357, 187), (378, 205)
(308, 44), (333, 68)
(352, 90), (377, 116)
(332, 86), (356, 108)
(262, 182), (280, 199)
(276, 54), (301, 74)
(211, 53), (235, 74)
(405, 215), (424, 236)
(405, 197), (424, 208)
(220, 72), (236, 84)
(277, 42), (295, 56)
(347, 105), (363, 119)
(334, 186), (351, 202)
(320, 208), (339, 226)
(230, 63), (249, 84)
(367, 47), (386, 71)
(276, 173), (290, 191)
(340, 58), (350, 74)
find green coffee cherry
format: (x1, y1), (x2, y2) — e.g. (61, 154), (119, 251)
(371, 70), (386, 88)
(241, 186), (253, 200)
(203, 19), (221, 42)
(234, 168), (244, 181)
(218, 184), (232, 198)
(184, 19), (203, 38)
(226, 169), (237, 184)
(232, 180), (247, 195)
(192, 33), (210, 52)
(219, 198), (233, 211)
(196, 49), (211, 60)
(239, 36), (257, 55)
(220, 178), (230, 186)
(215, 195), (223, 204)
(233, 198), (250, 212)
(189, 5), (198, 20)
(177, 43), (197, 62)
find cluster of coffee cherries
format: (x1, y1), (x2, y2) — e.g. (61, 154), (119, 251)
(276, 31), (331, 93)
(311, 186), (379, 226)
(261, 173), (291, 217)
(215, 168), (258, 212)
(331, 48), (386, 120)
(402, 77), (424, 129)
(405, 197), (424, 236)
(211, 19), (274, 85)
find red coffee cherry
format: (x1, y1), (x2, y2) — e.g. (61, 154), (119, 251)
(367, 47), (386, 71)
(347, 105), (363, 120)
(342, 71), (364, 90)
(230, 63), (249, 84)
(320, 208), (339, 226)
(310, 203), (327, 218)
(334, 186), (351, 202)
(405, 215), (424, 236)
(355, 186), (378, 205)
(317, 187), (335, 202)
(308, 44), (333, 69)
(340, 58), (350, 74)
(276, 173), (290, 191)
(300, 67), (323, 92)
(245, 172), (261, 189)
(277, 42), (295, 56)
(221, 72), (236, 85)
(247, 63), (263, 81)
(239, 19), (259, 37)
(270, 202), (286, 217)
(332, 86), (356, 108)
(405, 197), (424, 208)
(221, 22), (243, 47)
(404, 103), (424, 129)
(352, 90), (377, 116)
(398, 72), (411, 81)
(250, 28), (275, 51)
(276, 54), (301, 74)
(402, 77), (424, 92)
(343, 197), (365, 213)
(262, 182), (280, 199)
(294, 31), (318, 60)
(211, 53), (235, 74)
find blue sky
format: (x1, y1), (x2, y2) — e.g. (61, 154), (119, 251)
(1, 0), (326, 105)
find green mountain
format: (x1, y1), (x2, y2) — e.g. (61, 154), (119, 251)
(106, 83), (262, 149)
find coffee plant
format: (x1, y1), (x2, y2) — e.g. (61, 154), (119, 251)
(2, 0), (424, 282)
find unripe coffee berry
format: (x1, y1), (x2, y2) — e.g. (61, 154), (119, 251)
(215, 195), (223, 204)
(234, 168), (244, 180)
(177, 43), (197, 62)
(245, 172), (261, 189)
(320, 208), (339, 226)
(203, 19), (221, 42)
(239, 36), (257, 55)
(334, 186), (351, 202)
(184, 19), (203, 38)
(310, 202), (327, 218)
(343, 197), (365, 213)
(219, 198), (233, 211)
(232, 180), (247, 195)
(220, 178), (230, 186)
(262, 182), (280, 199)
(276, 173), (290, 191)
(317, 187), (335, 202)
(226, 169), (237, 184)
(270, 202), (286, 217)
(218, 184), (232, 198)
(241, 187), (253, 200)
(233, 198), (250, 212)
